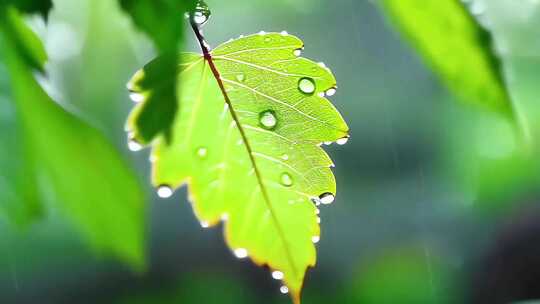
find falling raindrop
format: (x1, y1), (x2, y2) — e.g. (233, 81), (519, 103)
(128, 138), (142, 152)
(325, 87), (337, 96)
(336, 136), (349, 145)
(272, 270), (284, 280)
(280, 286), (289, 294)
(235, 73), (246, 82)
(129, 92), (144, 103)
(312, 236), (320, 243)
(197, 147), (208, 158)
(234, 248), (248, 259)
(298, 77), (316, 94)
(280, 173), (293, 187)
(319, 192), (335, 205)
(157, 185), (173, 198)
(259, 110), (278, 130)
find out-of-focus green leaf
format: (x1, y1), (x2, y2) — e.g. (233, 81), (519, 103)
(1, 0), (52, 19)
(344, 247), (456, 304)
(118, 0), (195, 143)
(127, 32), (349, 303)
(0, 7), (146, 267)
(378, 0), (512, 115)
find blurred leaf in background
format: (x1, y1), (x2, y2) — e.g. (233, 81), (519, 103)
(378, 0), (513, 116)
(0, 6), (146, 268)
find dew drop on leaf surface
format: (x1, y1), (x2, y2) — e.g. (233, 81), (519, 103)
(293, 49), (302, 56)
(157, 185), (173, 198)
(280, 173), (293, 187)
(235, 73), (245, 82)
(298, 77), (316, 94)
(196, 147), (208, 158)
(281, 154), (289, 161)
(325, 87), (337, 96)
(259, 110), (277, 130)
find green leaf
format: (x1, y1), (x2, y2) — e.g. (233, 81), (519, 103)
(127, 33), (348, 302)
(378, 0), (512, 115)
(119, 0), (195, 143)
(0, 8), (146, 267)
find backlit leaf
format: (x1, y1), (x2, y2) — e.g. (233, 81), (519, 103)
(127, 33), (349, 302)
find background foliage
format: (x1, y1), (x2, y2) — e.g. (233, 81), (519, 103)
(1, 0), (540, 303)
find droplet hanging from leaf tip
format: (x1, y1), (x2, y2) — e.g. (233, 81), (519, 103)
(336, 135), (349, 145)
(234, 248), (248, 259)
(190, 0), (211, 26)
(128, 138), (143, 152)
(298, 77), (316, 94)
(259, 110), (278, 130)
(157, 185), (173, 198)
(272, 270), (284, 280)
(319, 192), (335, 205)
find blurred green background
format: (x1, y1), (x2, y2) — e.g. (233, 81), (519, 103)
(1, 0), (540, 303)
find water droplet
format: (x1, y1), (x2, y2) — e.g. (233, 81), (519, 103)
(293, 49), (302, 56)
(259, 110), (277, 130)
(325, 87), (337, 96)
(317, 92), (325, 98)
(258, 30), (266, 35)
(319, 192), (335, 205)
(311, 197), (321, 206)
(280, 173), (293, 187)
(272, 271), (284, 280)
(315, 208), (320, 215)
(280, 31), (288, 36)
(318, 62), (327, 68)
(317, 216), (321, 223)
(280, 286), (289, 294)
(235, 73), (245, 82)
(157, 185), (173, 198)
(190, 0), (211, 26)
(323, 141), (332, 145)
(197, 147), (208, 158)
(281, 154), (289, 161)
(312, 236), (320, 243)
(336, 136), (349, 145)
(234, 248), (248, 259)
(129, 92), (144, 103)
(201, 221), (209, 228)
(298, 77), (316, 94)
(128, 138), (142, 152)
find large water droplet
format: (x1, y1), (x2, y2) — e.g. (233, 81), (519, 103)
(298, 77), (316, 94)
(280, 286), (289, 294)
(272, 270), (284, 280)
(190, 0), (211, 26)
(259, 110), (277, 130)
(312, 235), (320, 243)
(280, 173), (293, 187)
(336, 136), (349, 145)
(319, 192), (335, 205)
(157, 185), (173, 198)
(197, 147), (208, 158)
(234, 248), (248, 259)
(235, 73), (246, 82)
